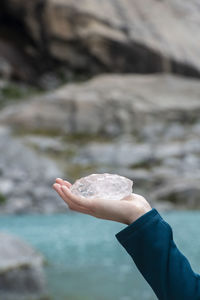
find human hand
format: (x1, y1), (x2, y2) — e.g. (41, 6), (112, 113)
(53, 178), (152, 225)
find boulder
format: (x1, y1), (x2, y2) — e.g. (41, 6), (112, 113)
(74, 142), (154, 167)
(0, 74), (200, 138)
(152, 179), (200, 209)
(0, 232), (48, 300)
(69, 137), (200, 208)
(1, 0), (200, 80)
(0, 126), (66, 214)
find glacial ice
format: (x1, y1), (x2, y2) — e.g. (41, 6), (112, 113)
(70, 173), (133, 200)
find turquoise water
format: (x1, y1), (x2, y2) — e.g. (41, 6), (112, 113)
(1, 211), (200, 300)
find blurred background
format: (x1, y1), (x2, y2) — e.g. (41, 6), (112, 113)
(0, 0), (200, 299)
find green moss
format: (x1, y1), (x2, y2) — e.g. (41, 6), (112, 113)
(0, 193), (6, 204)
(0, 82), (43, 108)
(42, 147), (77, 163)
(2, 85), (24, 99)
(14, 130), (113, 145)
(63, 133), (112, 144)
(13, 128), (60, 137)
(129, 161), (152, 170)
(129, 158), (161, 170)
(64, 163), (99, 181)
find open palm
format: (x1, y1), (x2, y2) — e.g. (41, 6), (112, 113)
(53, 178), (151, 225)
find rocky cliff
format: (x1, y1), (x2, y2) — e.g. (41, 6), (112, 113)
(1, 74), (200, 136)
(1, 0), (200, 85)
(0, 74), (200, 210)
(0, 0), (200, 212)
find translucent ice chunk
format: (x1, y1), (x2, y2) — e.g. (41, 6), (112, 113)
(70, 173), (133, 200)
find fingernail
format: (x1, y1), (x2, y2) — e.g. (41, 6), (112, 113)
(54, 183), (60, 187)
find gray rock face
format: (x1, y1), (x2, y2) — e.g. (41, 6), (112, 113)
(0, 126), (66, 214)
(1, 73), (200, 210)
(151, 179), (200, 209)
(1, 74), (200, 137)
(70, 136), (200, 209)
(1, 0), (200, 80)
(0, 74), (200, 209)
(0, 233), (48, 300)
(0, 40), (37, 83)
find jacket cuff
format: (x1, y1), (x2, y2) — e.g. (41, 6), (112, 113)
(115, 208), (160, 246)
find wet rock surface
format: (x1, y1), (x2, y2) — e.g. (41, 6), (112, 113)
(0, 232), (48, 300)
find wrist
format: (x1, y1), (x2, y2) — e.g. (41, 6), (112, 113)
(125, 204), (152, 225)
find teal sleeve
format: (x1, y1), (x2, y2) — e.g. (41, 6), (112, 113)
(116, 209), (200, 300)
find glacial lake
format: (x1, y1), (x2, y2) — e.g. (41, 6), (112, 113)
(1, 211), (200, 300)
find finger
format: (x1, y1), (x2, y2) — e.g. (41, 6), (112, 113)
(69, 204), (92, 215)
(64, 180), (72, 188)
(54, 183), (78, 207)
(53, 183), (66, 200)
(55, 178), (72, 188)
(61, 185), (92, 208)
(53, 184), (91, 214)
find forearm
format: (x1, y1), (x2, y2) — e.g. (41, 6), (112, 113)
(116, 209), (200, 300)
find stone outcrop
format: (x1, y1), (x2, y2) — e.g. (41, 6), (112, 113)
(1, 0), (200, 211)
(0, 126), (66, 214)
(1, 0), (200, 84)
(0, 74), (200, 137)
(73, 137), (200, 209)
(0, 232), (48, 300)
(1, 74), (200, 209)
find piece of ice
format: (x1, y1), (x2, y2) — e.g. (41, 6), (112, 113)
(70, 173), (133, 200)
